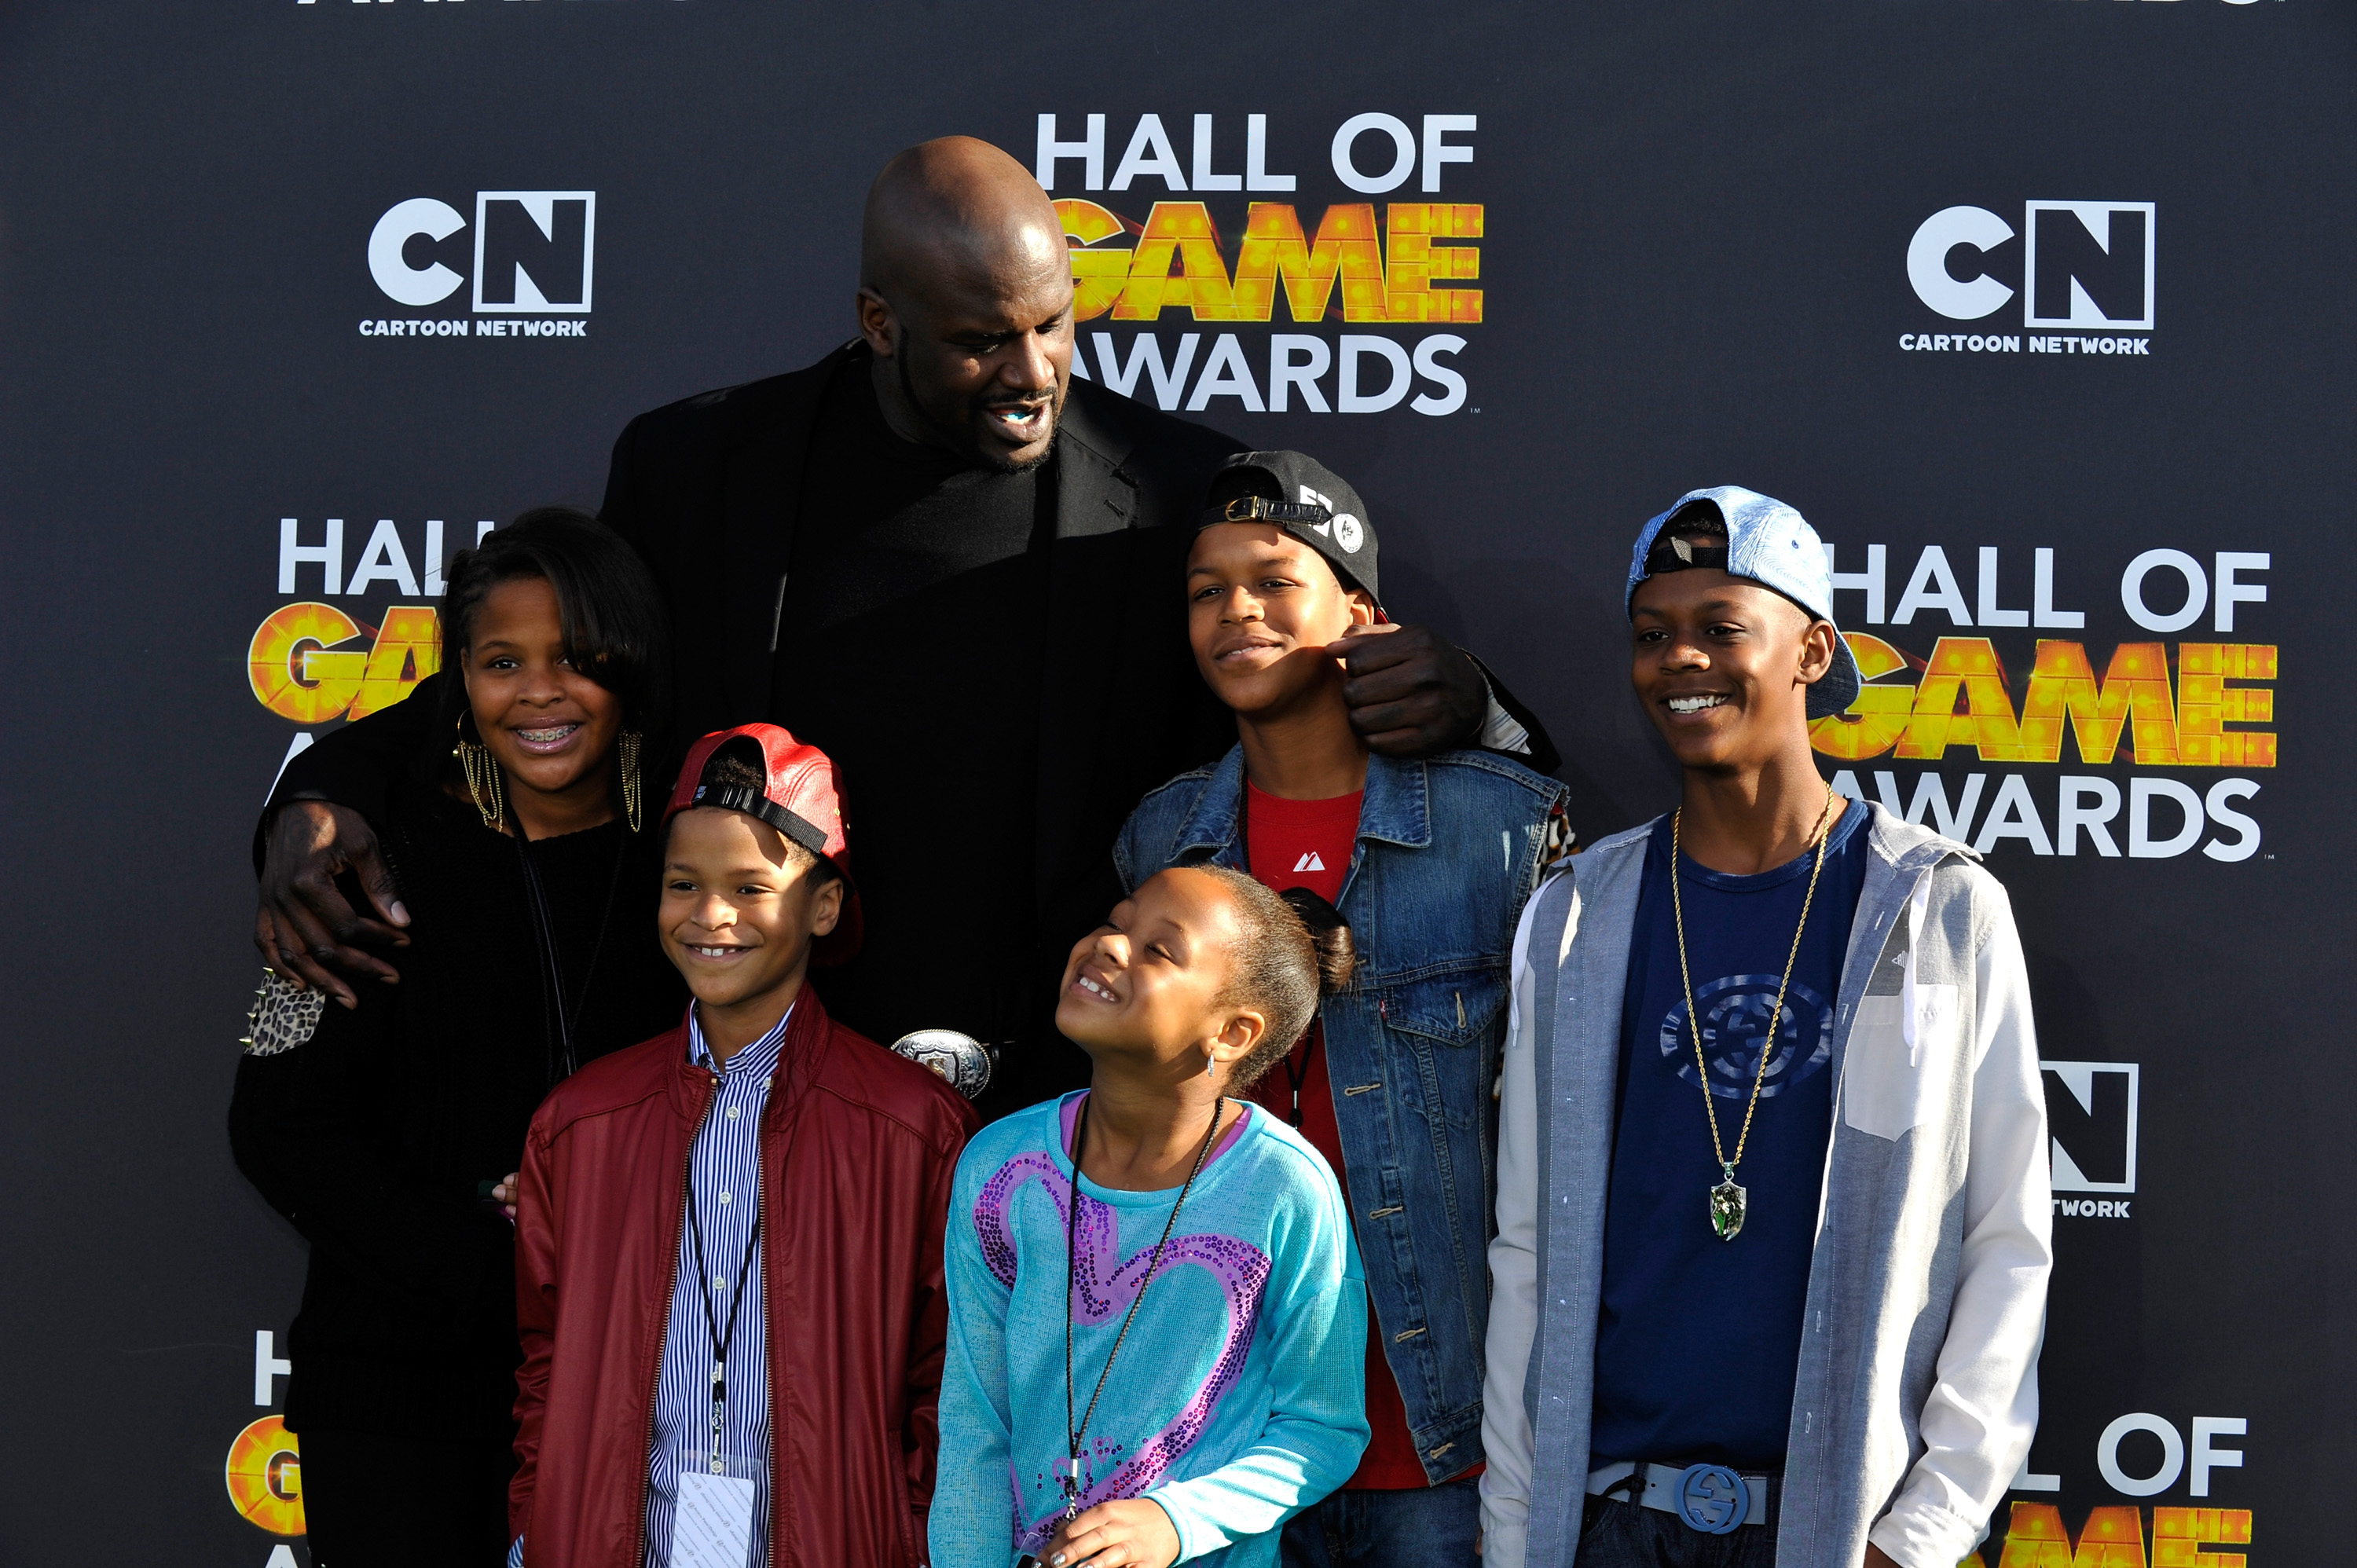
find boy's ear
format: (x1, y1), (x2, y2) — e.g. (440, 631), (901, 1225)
(1797, 618), (1839, 688)
(1346, 591), (1379, 628)
(807, 874), (846, 939)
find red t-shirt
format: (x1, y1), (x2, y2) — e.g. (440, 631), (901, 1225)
(1239, 781), (1440, 1490)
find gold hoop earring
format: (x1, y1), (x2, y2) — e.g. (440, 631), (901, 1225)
(453, 713), (506, 833)
(619, 729), (643, 833)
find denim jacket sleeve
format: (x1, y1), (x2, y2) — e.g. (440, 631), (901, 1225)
(1112, 805), (1144, 896)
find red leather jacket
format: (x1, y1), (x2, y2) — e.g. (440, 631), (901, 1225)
(509, 988), (977, 1567)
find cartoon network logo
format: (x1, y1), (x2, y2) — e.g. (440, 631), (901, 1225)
(362, 192), (595, 338)
(2043, 1061), (2138, 1203)
(1901, 202), (2153, 357)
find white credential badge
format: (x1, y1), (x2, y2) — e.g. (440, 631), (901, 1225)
(672, 1456), (759, 1568)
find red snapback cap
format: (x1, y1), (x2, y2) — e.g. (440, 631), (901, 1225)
(663, 723), (862, 966)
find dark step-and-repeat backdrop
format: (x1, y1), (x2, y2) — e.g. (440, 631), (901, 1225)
(1, 1), (2345, 1562)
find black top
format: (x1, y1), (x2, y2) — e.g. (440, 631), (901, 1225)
(773, 362), (1050, 1051)
(229, 779), (684, 1440)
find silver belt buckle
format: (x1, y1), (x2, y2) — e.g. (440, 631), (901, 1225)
(890, 1029), (994, 1099)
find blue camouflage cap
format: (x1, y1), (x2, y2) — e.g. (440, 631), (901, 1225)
(1626, 485), (1863, 720)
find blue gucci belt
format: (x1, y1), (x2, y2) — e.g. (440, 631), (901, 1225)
(1585, 1460), (1776, 1533)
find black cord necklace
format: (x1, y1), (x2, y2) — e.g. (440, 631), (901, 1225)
(1059, 1092), (1224, 1521)
(512, 822), (627, 1086)
(1276, 1035), (1318, 1129)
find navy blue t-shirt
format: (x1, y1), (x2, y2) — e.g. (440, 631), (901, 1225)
(1589, 797), (1869, 1470)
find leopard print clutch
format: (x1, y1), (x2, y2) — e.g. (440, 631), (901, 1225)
(240, 970), (325, 1057)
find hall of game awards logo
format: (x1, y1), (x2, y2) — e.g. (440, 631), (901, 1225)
(1038, 112), (1480, 417)
(228, 1330), (306, 1563)
(1899, 201), (2155, 359)
(359, 191), (595, 339)
(247, 517), (489, 728)
(1808, 538), (2275, 866)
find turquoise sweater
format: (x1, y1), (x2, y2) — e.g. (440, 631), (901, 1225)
(933, 1094), (1370, 1566)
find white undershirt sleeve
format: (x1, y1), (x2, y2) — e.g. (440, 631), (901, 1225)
(1479, 888), (1550, 1568)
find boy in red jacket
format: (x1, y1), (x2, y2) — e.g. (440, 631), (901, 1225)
(508, 724), (977, 1568)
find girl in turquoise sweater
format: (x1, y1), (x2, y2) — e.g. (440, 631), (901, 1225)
(934, 866), (1371, 1568)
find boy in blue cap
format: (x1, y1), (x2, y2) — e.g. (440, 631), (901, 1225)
(1479, 489), (2051, 1568)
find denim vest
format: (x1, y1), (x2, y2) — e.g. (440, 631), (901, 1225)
(1113, 746), (1568, 1482)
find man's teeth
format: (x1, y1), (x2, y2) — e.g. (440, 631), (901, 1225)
(994, 406), (1043, 427)
(1667, 695), (1728, 714)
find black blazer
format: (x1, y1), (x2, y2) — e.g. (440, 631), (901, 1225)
(592, 342), (1257, 944)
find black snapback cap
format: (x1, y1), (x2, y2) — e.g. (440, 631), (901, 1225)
(1199, 449), (1380, 608)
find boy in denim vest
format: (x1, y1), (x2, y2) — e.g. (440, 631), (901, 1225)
(1115, 451), (1568, 1566)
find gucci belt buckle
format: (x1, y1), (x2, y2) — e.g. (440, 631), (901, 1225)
(1673, 1463), (1749, 1535)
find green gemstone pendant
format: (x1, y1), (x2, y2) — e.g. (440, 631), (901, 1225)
(1709, 1168), (1747, 1241)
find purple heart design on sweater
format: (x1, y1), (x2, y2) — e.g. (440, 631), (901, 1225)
(974, 1151), (1273, 1553)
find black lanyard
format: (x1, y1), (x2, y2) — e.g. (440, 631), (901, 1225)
(1060, 1094), (1223, 1520)
(684, 1149), (761, 1470)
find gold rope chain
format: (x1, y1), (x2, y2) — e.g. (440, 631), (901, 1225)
(1670, 789), (1839, 1183)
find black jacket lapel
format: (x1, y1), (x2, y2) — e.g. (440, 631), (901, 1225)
(1031, 383), (1237, 929)
(1033, 386), (1147, 922)
(719, 344), (852, 726)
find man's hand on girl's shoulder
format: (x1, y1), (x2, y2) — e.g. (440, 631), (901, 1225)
(255, 799), (409, 1007)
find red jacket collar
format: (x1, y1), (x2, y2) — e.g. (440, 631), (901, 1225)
(661, 982), (837, 1119)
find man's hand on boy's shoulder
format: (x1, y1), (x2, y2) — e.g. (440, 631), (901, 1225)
(1324, 622), (1490, 759)
(255, 799), (409, 1009)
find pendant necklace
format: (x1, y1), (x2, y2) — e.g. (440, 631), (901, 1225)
(1060, 1093), (1224, 1520)
(1670, 789), (1836, 1241)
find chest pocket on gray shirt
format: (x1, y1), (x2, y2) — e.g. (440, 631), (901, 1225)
(1842, 873), (1963, 1142)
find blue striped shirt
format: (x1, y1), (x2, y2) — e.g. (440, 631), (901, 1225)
(643, 1004), (790, 1567)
